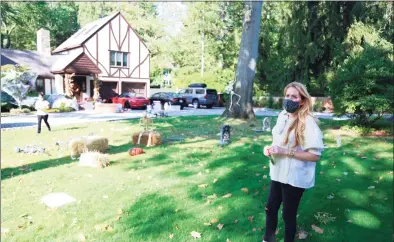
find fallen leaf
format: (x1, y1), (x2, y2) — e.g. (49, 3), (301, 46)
(198, 184), (208, 188)
(77, 233), (86, 241)
(263, 175), (267, 179)
(226, 239), (231, 242)
(263, 166), (267, 169)
(222, 193), (232, 198)
(327, 195), (335, 200)
(368, 186), (375, 190)
(346, 220), (352, 223)
(256, 173), (261, 177)
(361, 156), (367, 159)
(252, 228), (256, 232)
(190, 231), (201, 238)
(197, 172), (202, 176)
(217, 224), (224, 230)
(241, 188), (249, 194)
(106, 226), (113, 232)
(206, 199), (212, 204)
(218, 205), (223, 210)
(117, 208), (123, 215)
(103, 195), (108, 199)
(248, 216), (254, 222)
(115, 215), (121, 221)
(311, 224), (324, 234)
(203, 222), (211, 226)
(213, 178), (218, 183)
(211, 218), (219, 223)
(207, 194), (217, 199)
(234, 220), (238, 224)
(336, 178), (341, 182)
(169, 233), (174, 239)
(253, 191), (259, 196)
(320, 171), (324, 175)
(298, 230), (308, 239)
(343, 172), (348, 176)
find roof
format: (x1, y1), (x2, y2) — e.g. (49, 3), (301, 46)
(52, 12), (119, 53)
(51, 51), (101, 75)
(1, 48), (58, 78)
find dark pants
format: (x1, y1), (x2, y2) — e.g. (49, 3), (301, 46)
(37, 115), (51, 133)
(263, 180), (305, 242)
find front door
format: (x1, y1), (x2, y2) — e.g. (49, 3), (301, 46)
(73, 76), (86, 103)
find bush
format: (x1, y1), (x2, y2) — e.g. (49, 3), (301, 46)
(329, 23), (393, 127)
(10, 108), (31, 115)
(268, 96), (274, 109)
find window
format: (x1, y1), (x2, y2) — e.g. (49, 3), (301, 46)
(36, 79), (44, 92)
(110, 51), (129, 67)
(195, 89), (205, 94)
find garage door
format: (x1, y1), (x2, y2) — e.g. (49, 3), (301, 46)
(99, 81), (118, 100)
(122, 82), (146, 97)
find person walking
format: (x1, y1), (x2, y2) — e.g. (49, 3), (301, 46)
(35, 92), (51, 134)
(262, 82), (324, 242)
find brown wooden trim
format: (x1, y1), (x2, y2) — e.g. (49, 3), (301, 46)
(120, 68), (127, 77)
(63, 52), (84, 70)
(119, 15), (121, 50)
(139, 40), (141, 78)
(109, 22), (120, 50)
(99, 76), (149, 80)
(120, 27), (129, 51)
(119, 13), (151, 53)
(83, 44), (109, 75)
(110, 69), (119, 77)
(52, 45), (81, 54)
(129, 53), (149, 78)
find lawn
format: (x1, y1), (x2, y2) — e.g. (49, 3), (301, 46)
(1, 116), (393, 242)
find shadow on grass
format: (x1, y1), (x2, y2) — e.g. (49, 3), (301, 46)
(1, 155), (75, 180)
(119, 193), (194, 240)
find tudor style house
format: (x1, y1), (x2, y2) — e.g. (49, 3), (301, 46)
(0, 12), (150, 102)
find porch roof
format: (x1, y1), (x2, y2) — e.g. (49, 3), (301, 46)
(51, 50), (101, 75)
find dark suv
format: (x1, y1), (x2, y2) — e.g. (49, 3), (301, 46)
(178, 84), (218, 109)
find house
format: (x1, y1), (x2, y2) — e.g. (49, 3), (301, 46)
(0, 12), (150, 101)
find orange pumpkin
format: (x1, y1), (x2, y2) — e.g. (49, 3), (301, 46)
(129, 148), (144, 156)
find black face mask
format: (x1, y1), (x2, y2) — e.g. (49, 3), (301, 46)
(283, 99), (300, 113)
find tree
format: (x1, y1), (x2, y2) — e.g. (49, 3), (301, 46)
(222, 1), (263, 119)
(1, 65), (36, 109)
(329, 23), (394, 126)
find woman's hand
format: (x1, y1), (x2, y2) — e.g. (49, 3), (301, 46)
(270, 145), (288, 155)
(263, 146), (272, 157)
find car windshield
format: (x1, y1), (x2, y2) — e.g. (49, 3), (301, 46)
(167, 93), (181, 98)
(207, 89), (217, 95)
(120, 92), (137, 98)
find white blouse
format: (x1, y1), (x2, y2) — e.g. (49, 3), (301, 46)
(269, 110), (325, 189)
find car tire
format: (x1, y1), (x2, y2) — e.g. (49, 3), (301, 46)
(206, 104), (213, 109)
(180, 105), (184, 110)
(192, 99), (200, 109)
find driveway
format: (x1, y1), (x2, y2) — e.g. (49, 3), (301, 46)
(1, 107), (345, 130)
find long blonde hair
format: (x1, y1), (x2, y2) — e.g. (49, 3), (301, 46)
(283, 82), (315, 148)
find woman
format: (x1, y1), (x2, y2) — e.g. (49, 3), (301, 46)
(262, 82), (324, 242)
(35, 92), (51, 134)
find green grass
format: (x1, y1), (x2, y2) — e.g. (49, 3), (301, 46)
(1, 116), (393, 242)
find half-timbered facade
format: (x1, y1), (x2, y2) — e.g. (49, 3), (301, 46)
(1, 12), (150, 101)
(52, 12), (150, 100)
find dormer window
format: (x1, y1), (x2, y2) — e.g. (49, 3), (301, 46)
(110, 51), (128, 67)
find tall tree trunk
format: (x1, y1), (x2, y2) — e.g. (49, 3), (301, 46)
(222, 1), (263, 119)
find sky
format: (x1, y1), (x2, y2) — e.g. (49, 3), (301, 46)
(155, 2), (188, 36)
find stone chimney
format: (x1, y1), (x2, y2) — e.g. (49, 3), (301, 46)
(37, 28), (51, 56)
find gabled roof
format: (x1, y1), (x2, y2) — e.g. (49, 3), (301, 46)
(1, 48), (58, 78)
(53, 12), (119, 53)
(51, 50), (101, 74)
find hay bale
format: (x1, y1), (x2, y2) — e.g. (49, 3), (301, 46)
(132, 131), (161, 146)
(69, 136), (108, 157)
(79, 151), (110, 168)
(69, 138), (86, 157)
(85, 136), (108, 152)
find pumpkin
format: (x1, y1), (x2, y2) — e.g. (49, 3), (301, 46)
(129, 148), (144, 156)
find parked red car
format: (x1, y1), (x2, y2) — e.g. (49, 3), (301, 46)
(110, 92), (150, 109)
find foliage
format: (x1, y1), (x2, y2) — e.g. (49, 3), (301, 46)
(313, 99), (324, 112)
(1, 65), (36, 109)
(9, 108), (31, 115)
(314, 212), (336, 225)
(329, 23), (394, 126)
